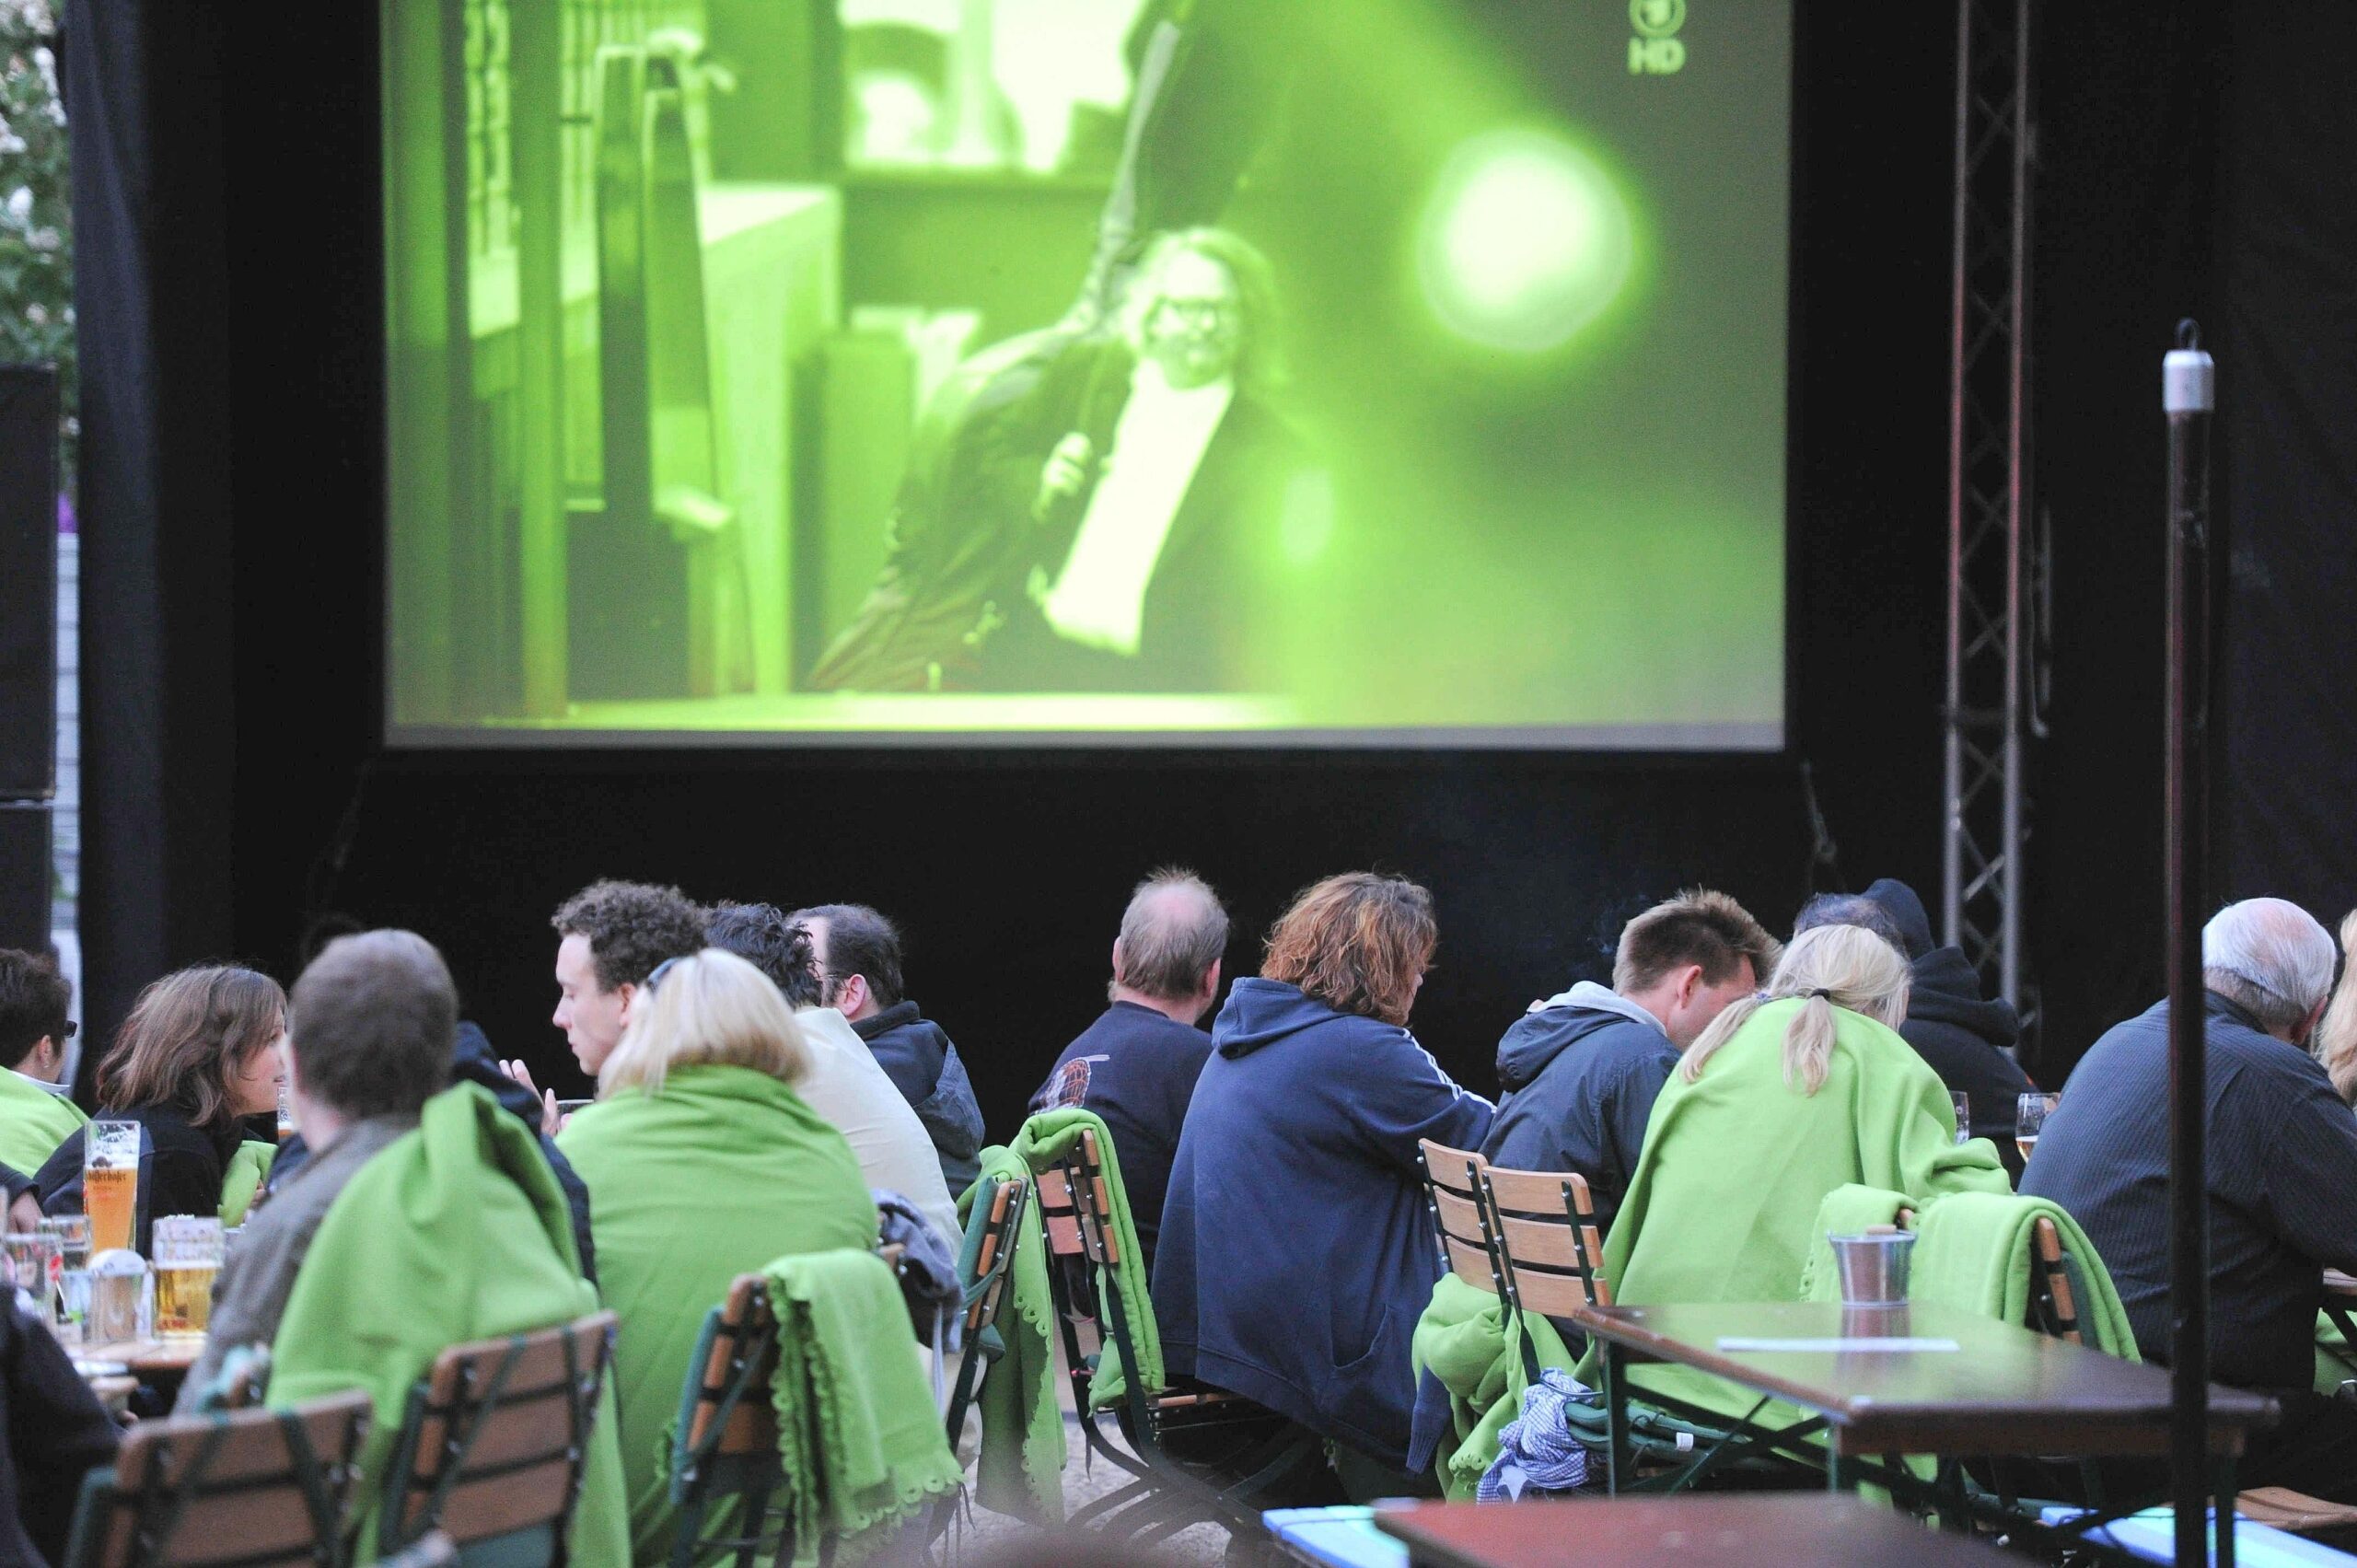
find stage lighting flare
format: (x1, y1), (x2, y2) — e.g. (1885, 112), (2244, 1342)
(1417, 130), (1633, 354)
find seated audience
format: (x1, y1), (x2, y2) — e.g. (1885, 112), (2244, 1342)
(177, 930), (454, 1412)
(1030, 868), (1227, 1268)
(36, 965), (287, 1249)
(0, 1290), (116, 1567)
(1598, 923), (2007, 1403)
(792, 902), (985, 1195)
(0, 947), (84, 1179)
(2309, 908), (2357, 1105)
(1155, 872), (1495, 1489)
(1480, 889), (1776, 1240)
(1796, 877), (2035, 1142)
(706, 902), (962, 1249)
(557, 949), (877, 1562)
(511, 877), (707, 1116)
(2024, 897), (2357, 1502)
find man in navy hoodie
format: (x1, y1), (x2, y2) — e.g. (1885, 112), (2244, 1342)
(1030, 868), (1226, 1268)
(1481, 889), (1779, 1242)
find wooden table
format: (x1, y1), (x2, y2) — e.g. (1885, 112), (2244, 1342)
(78, 1337), (203, 1384)
(1374, 1496), (2021, 1567)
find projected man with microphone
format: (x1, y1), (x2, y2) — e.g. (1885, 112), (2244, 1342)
(810, 226), (1309, 695)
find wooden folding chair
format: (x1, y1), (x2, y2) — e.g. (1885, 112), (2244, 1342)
(942, 1173), (1028, 1447)
(1037, 1126), (1318, 1548)
(377, 1311), (616, 1567)
(1414, 1140), (1509, 1305)
(1480, 1162), (1614, 1316)
(668, 1276), (790, 1568)
(60, 1389), (372, 1568)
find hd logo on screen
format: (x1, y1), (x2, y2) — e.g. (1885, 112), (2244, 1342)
(1629, 0), (1688, 75)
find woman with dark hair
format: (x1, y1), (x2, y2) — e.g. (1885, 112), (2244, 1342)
(1152, 872), (1493, 1491)
(35, 965), (286, 1249)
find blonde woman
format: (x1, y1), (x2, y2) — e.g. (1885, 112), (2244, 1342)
(555, 950), (877, 1562)
(1596, 924), (2009, 1330)
(2310, 911), (2357, 1105)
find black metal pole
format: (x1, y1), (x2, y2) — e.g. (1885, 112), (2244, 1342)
(2164, 319), (2214, 1565)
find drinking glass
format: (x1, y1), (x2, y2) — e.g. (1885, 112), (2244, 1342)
(39, 1214), (90, 1342)
(1950, 1090), (1973, 1145)
(2, 1233), (56, 1319)
(83, 1121), (141, 1254)
(151, 1215), (224, 1338)
(276, 1076), (296, 1143)
(2016, 1092), (2060, 1160)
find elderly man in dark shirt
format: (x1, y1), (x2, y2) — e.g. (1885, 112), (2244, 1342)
(2024, 897), (2357, 1502)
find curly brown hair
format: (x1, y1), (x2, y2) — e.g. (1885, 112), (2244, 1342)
(1262, 872), (1435, 1028)
(99, 965), (286, 1131)
(552, 879), (707, 993)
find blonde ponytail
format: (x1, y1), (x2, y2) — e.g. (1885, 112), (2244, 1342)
(1678, 924), (1912, 1095)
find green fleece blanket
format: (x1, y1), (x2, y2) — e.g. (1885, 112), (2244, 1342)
(1907, 1191), (2139, 1356)
(763, 1249), (963, 1564)
(1582, 999), (2010, 1423)
(1008, 1109), (1162, 1408)
(958, 1144), (1064, 1523)
(268, 1082), (629, 1565)
(1411, 1274), (1578, 1498)
(2318, 1314), (2357, 1394)
(0, 1071), (84, 1177)
(218, 1139), (276, 1226)
(1800, 1185), (1915, 1303)
(556, 1064), (878, 1565)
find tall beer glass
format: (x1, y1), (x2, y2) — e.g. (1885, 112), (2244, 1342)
(84, 1121), (140, 1254)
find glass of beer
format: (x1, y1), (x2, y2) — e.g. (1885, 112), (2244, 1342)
(2016, 1091), (2060, 1160)
(39, 1214), (90, 1342)
(276, 1076), (296, 1143)
(2, 1233), (57, 1318)
(84, 1121), (141, 1255)
(152, 1215), (224, 1338)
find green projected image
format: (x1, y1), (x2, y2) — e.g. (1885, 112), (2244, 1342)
(383, 0), (1791, 747)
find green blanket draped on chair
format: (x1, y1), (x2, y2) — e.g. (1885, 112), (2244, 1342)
(958, 1144), (1064, 1524)
(761, 1249), (964, 1565)
(267, 1082), (630, 1564)
(1411, 1274), (1576, 1498)
(1905, 1191), (2139, 1354)
(1010, 1109), (1162, 1406)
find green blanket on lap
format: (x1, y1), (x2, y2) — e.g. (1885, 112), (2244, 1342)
(1907, 1191), (2139, 1355)
(0, 1071), (84, 1178)
(958, 1144), (1064, 1523)
(1580, 999), (2010, 1424)
(218, 1139), (276, 1226)
(267, 1083), (629, 1565)
(761, 1249), (964, 1565)
(1009, 1109), (1162, 1408)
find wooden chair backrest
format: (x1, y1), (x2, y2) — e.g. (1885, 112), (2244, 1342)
(963, 1175), (1028, 1338)
(384, 1310), (616, 1553)
(2030, 1214), (2084, 1344)
(1417, 1140), (1505, 1298)
(1481, 1163), (1614, 1312)
(70, 1390), (372, 1568)
(683, 1275), (782, 1458)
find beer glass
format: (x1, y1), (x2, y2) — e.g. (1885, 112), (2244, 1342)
(152, 1215), (224, 1338)
(277, 1077), (296, 1143)
(84, 1121), (140, 1254)
(1950, 1090), (1972, 1145)
(2016, 1092), (2060, 1160)
(2, 1233), (56, 1318)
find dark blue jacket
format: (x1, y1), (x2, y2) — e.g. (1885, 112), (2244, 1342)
(1479, 984), (1676, 1242)
(1029, 1000), (1213, 1269)
(1152, 978), (1494, 1466)
(1860, 878), (2035, 1142)
(853, 1002), (986, 1196)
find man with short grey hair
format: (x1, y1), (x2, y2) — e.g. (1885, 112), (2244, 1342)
(175, 930), (457, 1411)
(1030, 869), (1228, 1266)
(2025, 897), (2357, 1502)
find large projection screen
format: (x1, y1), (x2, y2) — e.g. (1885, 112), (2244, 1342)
(383, 0), (1791, 748)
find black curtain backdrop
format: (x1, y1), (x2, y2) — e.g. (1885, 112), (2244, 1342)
(73, 0), (2321, 1132)
(2217, 3), (2357, 923)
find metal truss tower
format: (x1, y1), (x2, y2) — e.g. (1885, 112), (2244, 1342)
(1943, 0), (2036, 1017)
